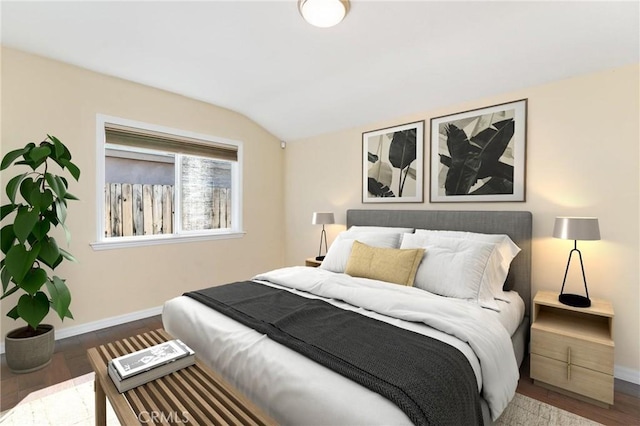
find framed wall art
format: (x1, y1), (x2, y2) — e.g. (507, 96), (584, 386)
(430, 99), (527, 202)
(363, 121), (424, 203)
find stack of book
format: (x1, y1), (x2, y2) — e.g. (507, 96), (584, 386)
(108, 339), (195, 393)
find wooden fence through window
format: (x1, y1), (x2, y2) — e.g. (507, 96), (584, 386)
(105, 183), (231, 237)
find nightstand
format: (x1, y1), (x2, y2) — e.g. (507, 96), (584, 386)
(305, 257), (322, 267)
(530, 290), (614, 407)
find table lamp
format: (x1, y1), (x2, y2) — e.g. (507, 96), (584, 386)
(312, 212), (334, 261)
(553, 217), (600, 308)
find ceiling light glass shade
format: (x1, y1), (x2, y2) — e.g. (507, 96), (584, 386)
(299, 0), (349, 28)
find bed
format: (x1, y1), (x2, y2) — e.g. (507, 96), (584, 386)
(162, 209), (532, 425)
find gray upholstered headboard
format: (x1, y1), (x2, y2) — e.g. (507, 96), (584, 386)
(346, 209), (532, 319)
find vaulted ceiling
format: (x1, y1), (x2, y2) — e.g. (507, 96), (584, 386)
(2, 1), (638, 141)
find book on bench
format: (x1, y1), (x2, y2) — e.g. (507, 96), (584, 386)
(108, 339), (195, 393)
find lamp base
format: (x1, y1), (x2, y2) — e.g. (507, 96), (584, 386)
(315, 256), (325, 261)
(558, 293), (591, 308)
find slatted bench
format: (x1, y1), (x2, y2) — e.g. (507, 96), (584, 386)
(87, 328), (277, 425)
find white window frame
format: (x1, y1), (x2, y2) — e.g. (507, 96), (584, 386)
(91, 114), (244, 250)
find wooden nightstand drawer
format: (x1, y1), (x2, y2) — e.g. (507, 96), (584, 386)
(530, 353), (614, 405)
(531, 328), (613, 374)
(531, 291), (614, 407)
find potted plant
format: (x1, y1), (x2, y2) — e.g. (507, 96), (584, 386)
(1, 135), (80, 373)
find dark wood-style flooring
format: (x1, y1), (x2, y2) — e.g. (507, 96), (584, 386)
(1, 315), (639, 425)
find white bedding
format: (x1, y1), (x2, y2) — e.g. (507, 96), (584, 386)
(163, 267), (520, 424)
(492, 290), (525, 336)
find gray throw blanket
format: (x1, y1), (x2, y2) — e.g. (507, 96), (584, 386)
(185, 281), (483, 426)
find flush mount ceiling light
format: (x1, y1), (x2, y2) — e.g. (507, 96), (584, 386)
(298, 0), (350, 28)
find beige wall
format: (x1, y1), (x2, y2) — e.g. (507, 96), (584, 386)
(2, 46), (637, 381)
(1, 48), (285, 336)
(284, 64), (640, 380)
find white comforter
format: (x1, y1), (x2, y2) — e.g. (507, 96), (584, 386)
(255, 267), (518, 419)
(163, 267), (519, 424)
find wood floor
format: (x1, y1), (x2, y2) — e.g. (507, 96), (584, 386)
(0, 315), (163, 413)
(1, 315), (639, 425)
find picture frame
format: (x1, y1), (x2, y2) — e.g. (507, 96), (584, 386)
(429, 99), (527, 202)
(362, 121), (424, 203)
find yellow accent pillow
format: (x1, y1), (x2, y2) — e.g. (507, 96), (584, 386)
(345, 240), (425, 286)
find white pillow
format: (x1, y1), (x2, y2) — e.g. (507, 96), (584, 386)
(346, 226), (414, 234)
(401, 233), (501, 311)
(414, 229), (520, 300)
(320, 233), (402, 273)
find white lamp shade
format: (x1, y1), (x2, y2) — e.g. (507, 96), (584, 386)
(299, 0), (348, 28)
(553, 217), (600, 241)
(312, 212), (335, 225)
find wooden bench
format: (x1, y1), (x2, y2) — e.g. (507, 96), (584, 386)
(87, 328), (277, 425)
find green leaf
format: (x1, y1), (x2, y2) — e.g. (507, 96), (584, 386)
(52, 136), (65, 158)
(59, 247), (77, 263)
(38, 237), (61, 268)
(7, 305), (19, 320)
(45, 173), (65, 199)
(29, 146), (51, 163)
(20, 267), (48, 295)
(61, 222), (71, 245)
(31, 220), (51, 240)
(47, 276), (72, 321)
(19, 177), (35, 205)
(1, 147), (28, 170)
(30, 188), (54, 213)
(0, 225), (16, 254)
(1, 266), (12, 292)
(63, 192), (79, 201)
(55, 175), (68, 193)
(1, 204), (18, 221)
(59, 158), (81, 181)
(5, 244), (40, 283)
(17, 292), (50, 329)
(48, 135), (71, 161)
(42, 210), (59, 226)
(13, 208), (40, 244)
(13, 208), (39, 243)
(6, 173), (28, 204)
(54, 199), (67, 225)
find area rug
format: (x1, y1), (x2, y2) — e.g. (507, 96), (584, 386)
(1, 374), (601, 425)
(496, 393), (601, 426)
(0, 373), (118, 426)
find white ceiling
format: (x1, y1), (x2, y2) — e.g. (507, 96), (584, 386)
(2, 1), (638, 141)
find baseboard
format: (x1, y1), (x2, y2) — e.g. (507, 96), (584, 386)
(0, 305), (163, 354)
(615, 364), (640, 385)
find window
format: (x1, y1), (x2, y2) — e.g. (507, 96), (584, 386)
(92, 116), (243, 249)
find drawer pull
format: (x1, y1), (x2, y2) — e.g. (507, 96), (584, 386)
(567, 347), (572, 380)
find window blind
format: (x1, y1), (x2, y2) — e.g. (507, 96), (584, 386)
(105, 123), (237, 162)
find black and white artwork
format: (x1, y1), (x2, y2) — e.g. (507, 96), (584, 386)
(363, 121), (424, 203)
(430, 99), (527, 202)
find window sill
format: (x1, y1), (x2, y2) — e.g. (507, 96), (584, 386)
(90, 231), (246, 250)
